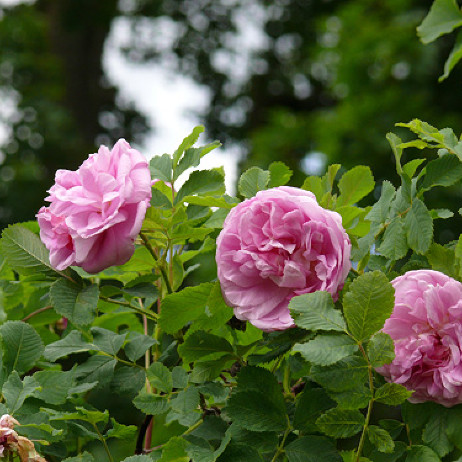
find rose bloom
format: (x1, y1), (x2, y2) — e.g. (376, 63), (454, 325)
(216, 186), (351, 331)
(37, 139), (151, 273)
(377, 269), (462, 407)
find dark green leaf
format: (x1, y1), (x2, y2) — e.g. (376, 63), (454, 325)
(405, 445), (440, 462)
(375, 383), (413, 405)
(124, 332), (156, 362)
(91, 327), (126, 355)
(33, 370), (75, 405)
(328, 387), (372, 410)
(238, 167), (270, 198)
(440, 29), (462, 81)
(133, 391), (170, 415)
(105, 418), (137, 440)
(293, 387), (335, 432)
(421, 154), (462, 190)
(422, 412), (453, 457)
(75, 355), (116, 388)
(147, 362), (173, 394)
(316, 408), (365, 438)
(172, 366), (189, 389)
(368, 425), (394, 453)
(63, 452), (95, 462)
(178, 331), (234, 363)
(3, 371), (40, 413)
(43, 330), (94, 362)
(405, 199), (433, 254)
(285, 436), (342, 462)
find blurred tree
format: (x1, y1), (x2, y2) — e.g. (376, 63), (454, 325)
(0, 0), (147, 228)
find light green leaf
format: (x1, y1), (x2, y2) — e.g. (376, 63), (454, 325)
(421, 154), (462, 190)
(427, 243), (457, 278)
(0, 321), (44, 374)
(50, 279), (99, 326)
(289, 291), (347, 332)
(159, 282), (214, 334)
(285, 436), (342, 462)
(440, 30), (462, 80)
(367, 425), (394, 454)
(238, 167), (270, 198)
(178, 331), (234, 364)
(405, 199), (433, 254)
(367, 332), (395, 368)
(105, 418), (137, 440)
(417, 0), (462, 44)
(147, 362), (173, 394)
(293, 334), (358, 366)
(302, 176), (324, 202)
(173, 125), (204, 166)
(150, 153), (172, 183)
(3, 371), (40, 413)
(378, 218), (408, 260)
(337, 166), (374, 206)
(175, 169), (225, 204)
(0, 224), (63, 278)
(375, 383), (413, 405)
(316, 408), (365, 438)
(343, 271), (395, 342)
(403, 158), (426, 178)
(181, 195), (237, 209)
(268, 161), (293, 187)
(387, 133), (404, 175)
(44, 330), (94, 362)
(366, 181), (396, 224)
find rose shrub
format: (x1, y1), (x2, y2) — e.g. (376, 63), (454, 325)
(36, 139), (151, 273)
(215, 186), (351, 331)
(377, 269), (462, 407)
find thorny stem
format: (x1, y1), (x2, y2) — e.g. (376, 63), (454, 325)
(139, 232), (173, 294)
(22, 305), (52, 322)
(356, 343), (375, 462)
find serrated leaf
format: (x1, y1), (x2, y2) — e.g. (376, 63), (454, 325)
(105, 418), (137, 440)
(50, 279), (99, 326)
(375, 383), (413, 405)
(294, 334), (358, 366)
(378, 218), (408, 260)
(368, 425), (394, 454)
(0, 224), (63, 278)
(33, 370), (75, 405)
(403, 158), (426, 178)
(178, 331), (234, 364)
(421, 154), (462, 190)
(337, 166), (374, 206)
(405, 445), (440, 462)
(238, 167), (270, 198)
(268, 161), (293, 187)
(366, 181), (396, 223)
(150, 153), (172, 183)
(289, 292), (347, 332)
(302, 176), (324, 202)
(316, 408), (364, 438)
(133, 391), (170, 415)
(159, 283), (214, 334)
(367, 332), (395, 368)
(293, 387), (335, 432)
(75, 355), (116, 388)
(0, 321), (44, 374)
(43, 330), (94, 361)
(171, 387), (200, 414)
(91, 327), (126, 355)
(285, 436), (342, 462)
(172, 366), (189, 389)
(3, 371), (40, 413)
(124, 332), (156, 362)
(175, 169), (225, 204)
(225, 390), (287, 432)
(417, 0), (462, 44)
(422, 413), (453, 457)
(173, 125), (204, 165)
(405, 199), (433, 254)
(63, 452), (95, 462)
(343, 271), (395, 342)
(328, 387), (372, 410)
(440, 29), (462, 81)
(147, 362), (173, 393)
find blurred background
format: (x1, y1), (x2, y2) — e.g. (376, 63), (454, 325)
(1, 0), (462, 241)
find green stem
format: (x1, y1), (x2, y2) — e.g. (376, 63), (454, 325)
(356, 343), (375, 462)
(283, 360), (291, 395)
(93, 423), (114, 462)
(140, 232), (173, 294)
(22, 305), (52, 322)
(98, 351), (145, 370)
(100, 296), (158, 321)
(270, 422), (291, 462)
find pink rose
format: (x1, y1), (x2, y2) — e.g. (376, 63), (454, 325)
(37, 139), (151, 273)
(215, 186), (351, 331)
(377, 269), (462, 407)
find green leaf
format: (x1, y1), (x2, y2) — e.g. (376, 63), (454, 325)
(367, 332), (395, 368)
(0, 224), (63, 278)
(181, 195), (237, 209)
(293, 334), (358, 366)
(417, 0), (462, 43)
(216, 443), (262, 462)
(173, 125), (204, 166)
(368, 425), (394, 454)
(387, 133), (404, 175)
(302, 176), (324, 202)
(343, 271), (395, 342)
(440, 30), (462, 80)
(150, 153), (173, 183)
(310, 356), (369, 393)
(427, 243), (457, 278)
(178, 331), (234, 364)
(44, 406), (109, 425)
(147, 362), (173, 393)
(293, 387), (335, 432)
(238, 167), (270, 198)
(63, 452), (95, 462)
(43, 330), (94, 362)
(225, 390), (287, 432)
(174, 147), (201, 180)
(337, 166), (374, 206)
(91, 327), (126, 355)
(159, 283), (214, 334)
(268, 161), (293, 187)
(120, 456), (153, 462)
(3, 371), (40, 413)
(50, 279), (99, 326)
(171, 387), (200, 415)
(328, 387), (372, 410)
(445, 407), (462, 449)
(366, 181), (396, 224)
(375, 383), (413, 405)
(33, 370), (75, 405)
(285, 436), (342, 462)
(405, 199), (433, 254)
(316, 408), (365, 438)
(75, 355), (116, 388)
(172, 366), (189, 389)
(403, 158), (426, 178)
(105, 418), (137, 440)
(175, 169), (225, 204)
(378, 218), (408, 261)
(405, 445), (441, 462)
(422, 413), (453, 457)
(0, 321), (44, 374)
(421, 154), (462, 190)
(289, 292), (347, 332)
(124, 332), (156, 362)
(133, 391), (170, 415)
